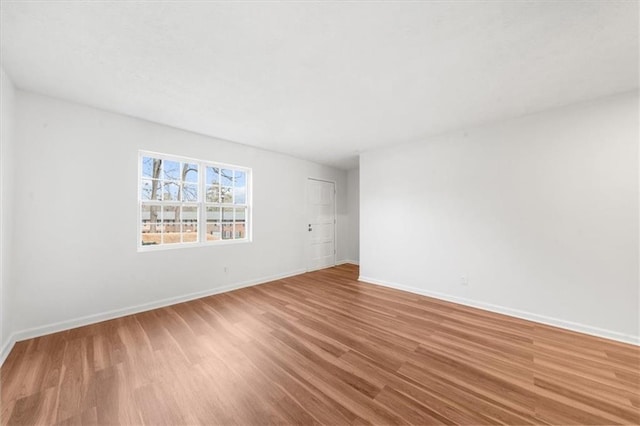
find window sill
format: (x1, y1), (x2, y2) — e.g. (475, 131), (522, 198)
(137, 238), (252, 252)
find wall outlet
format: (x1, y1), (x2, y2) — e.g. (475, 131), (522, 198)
(460, 276), (469, 286)
(224, 266), (229, 273)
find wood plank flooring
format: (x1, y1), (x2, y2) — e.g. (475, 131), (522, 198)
(2, 264), (639, 425)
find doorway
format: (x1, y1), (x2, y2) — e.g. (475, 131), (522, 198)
(306, 178), (336, 271)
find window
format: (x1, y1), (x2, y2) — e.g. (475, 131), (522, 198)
(139, 152), (250, 250)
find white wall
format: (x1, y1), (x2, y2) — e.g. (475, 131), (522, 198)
(347, 168), (360, 263)
(11, 91), (349, 339)
(360, 91), (639, 344)
(0, 68), (16, 362)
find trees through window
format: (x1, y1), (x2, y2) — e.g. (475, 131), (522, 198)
(139, 152), (250, 249)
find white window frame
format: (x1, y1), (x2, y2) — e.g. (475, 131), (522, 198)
(137, 151), (252, 251)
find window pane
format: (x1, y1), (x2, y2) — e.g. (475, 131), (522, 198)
(141, 179), (152, 200)
(222, 207), (234, 222)
(161, 219), (180, 245)
(206, 207), (220, 223)
(142, 157), (159, 178)
(182, 205), (198, 222)
(234, 223), (246, 239)
(234, 170), (246, 187)
(222, 223), (233, 240)
(183, 163), (198, 183)
(234, 207), (246, 239)
(163, 230), (181, 244)
(206, 185), (220, 202)
(163, 181), (180, 201)
(162, 205), (179, 222)
(141, 203), (161, 245)
(233, 187), (246, 204)
(163, 160), (180, 181)
(221, 186), (233, 203)
(141, 223), (161, 245)
(182, 222), (198, 242)
(221, 169), (233, 186)
(139, 154), (251, 248)
(206, 167), (219, 185)
(141, 179), (162, 200)
(206, 223), (220, 241)
(142, 204), (161, 223)
(163, 221), (180, 233)
(234, 207), (246, 223)
(182, 183), (198, 202)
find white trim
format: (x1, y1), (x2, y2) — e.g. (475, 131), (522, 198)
(0, 268), (306, 366)
(138, 150), (252, 252)
(138, 150), (252, 173)
(358, 275), (640, 346)
(138, 236), (251, 252)
(336, 259), (359, 266)
(306, 177), (337, 272)
(0, 336), (16, 367)
(3, 269), (635, 366)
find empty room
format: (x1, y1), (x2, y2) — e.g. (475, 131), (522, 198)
(0, 0), (638, 424)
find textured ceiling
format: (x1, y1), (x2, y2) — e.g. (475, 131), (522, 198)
(1, 1), (638, 169)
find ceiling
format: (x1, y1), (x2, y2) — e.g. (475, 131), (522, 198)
(1, 1), (638, 170)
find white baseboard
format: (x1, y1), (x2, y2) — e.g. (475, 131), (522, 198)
(0, 268), (306, 366)
(6, 269), (634, 367)
(336, 259), (359, 266)
(358, 275), (639, 346)
(0, 336), (16, 366)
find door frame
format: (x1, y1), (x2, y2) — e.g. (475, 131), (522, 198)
(306, 177), (337, 272)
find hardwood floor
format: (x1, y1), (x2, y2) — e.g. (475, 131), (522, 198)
(2, 264), (639, 425)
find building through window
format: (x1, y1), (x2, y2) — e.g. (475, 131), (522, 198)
(139, 152), (250, 249)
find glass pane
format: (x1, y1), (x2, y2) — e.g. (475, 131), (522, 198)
(221, 169), (233, 186)
(183, 163), (198, 183)
(141, 179), (162, 201)
(206, 185), (220, 202)
(163, 221), (180, 233)
(182, 222), (198, 242)
(206, 167), (219, 185)
(141, 223), (161, 246)
(162, 216), (180, 244)
(234, 207), (246, 224)
(221, 186), (233, 203)
(163, 229), (181, 244)
(141, 179), (152, 200)
(234, 207), (246, 239)
(142, 157), (160, 178)
(162, 205), (180, 222)
(206, 223), (221, 241)
(234, 170), (246, 187)
(142, 204), (161, 223)
(234, 223), (246, 239)
(206, 207), (221, 223)
(163, 181), (180, 201)
(222, 207), (234, 222)
(233, 187), (246, 204)
(182, 183), (198, 202)
(222, 223), (233, 240)
(163, 160), (180, 181)
(140, 179), (151, 200)
(182, 206), (198, 222)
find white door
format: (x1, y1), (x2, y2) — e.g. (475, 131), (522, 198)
(306, 178), (336, 271)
